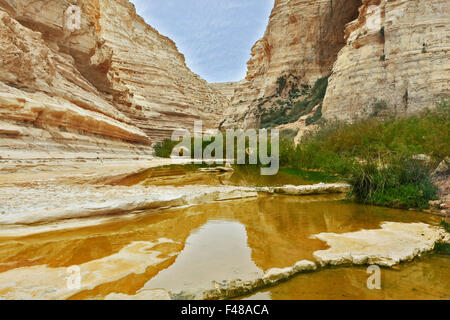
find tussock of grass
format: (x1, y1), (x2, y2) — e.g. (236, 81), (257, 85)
(154, 139), (179, 158)
(440, 221), (450, 232)
(434, 242), (450, 255)
(348, 159), (438, 209)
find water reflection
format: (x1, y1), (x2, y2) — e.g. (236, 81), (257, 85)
(112, 165), (316, 187)
(144, 221), (263, 292)
(0, 195), (445, 299)
(243, 255), (450, 300)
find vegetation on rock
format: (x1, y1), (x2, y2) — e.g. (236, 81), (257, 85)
(435, 222), (450, 255)
(259, 75), (330, 128)
(154, 139), (180, 158)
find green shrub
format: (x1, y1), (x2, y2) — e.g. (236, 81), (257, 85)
(435, 243), (450, 255)
(440, 220), (450, 232)
(348, 159), (438, 209)
(276, 76), (287, 95)
(154, 132), (280, 164)
(154, 139), (179, 158)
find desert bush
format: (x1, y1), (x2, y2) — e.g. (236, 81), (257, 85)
(348, 158), (438, 209)
(154, 139), (179, 158)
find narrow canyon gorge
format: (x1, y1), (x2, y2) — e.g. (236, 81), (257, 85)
(0, 0), (449, 302)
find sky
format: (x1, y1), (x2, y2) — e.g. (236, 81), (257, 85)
(129, 0), (274, 83)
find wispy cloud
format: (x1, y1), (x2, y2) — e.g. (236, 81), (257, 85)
(130, 0), (274, 83)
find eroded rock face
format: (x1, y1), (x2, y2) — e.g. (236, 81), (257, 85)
(96, 0), (230, 142)
(322, 0), (450, 120)
(0, 6), (152, 159)
(0, 0), (113, 91)
(224, 0), (449, 129)
(0, 0), (229, 160)
(222, 0), (362, 128)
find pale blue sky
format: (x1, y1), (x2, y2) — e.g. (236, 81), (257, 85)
(130, 0), (274, 83)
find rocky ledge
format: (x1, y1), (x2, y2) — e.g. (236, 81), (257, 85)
(260, 183), (351, 195)
(312, 222), (450, 267)
(0, 184), (258, 225)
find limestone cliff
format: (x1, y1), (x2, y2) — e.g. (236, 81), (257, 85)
(322, 0), (450, 120)
(210, 82), (242, 102)
(0, 0), (228, 160)
(2, 0), (449, 159)
(224, 0), (449, 130)
(96, 0), (230, 141)
(222, 0), (362, 128)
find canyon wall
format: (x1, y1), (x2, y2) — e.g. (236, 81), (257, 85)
(224, 0), (449, 129)
(1, 0), (448, 160)
(222, 0), (362, 128)
(0, 0), (228, 160)
(96, 0), (230, 141)
(210, 82), (242, 102)
(322, 0), (450, 120)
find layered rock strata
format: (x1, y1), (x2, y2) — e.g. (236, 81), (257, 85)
(95, 0), (230, 141)
(0, 0), (229, 160)
(222, 0), (362, 128)
(223, 0), (450, 129)
(322, 0), (450, 120)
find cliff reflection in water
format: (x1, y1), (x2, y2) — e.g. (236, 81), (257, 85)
(0, 194), (444, 299)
